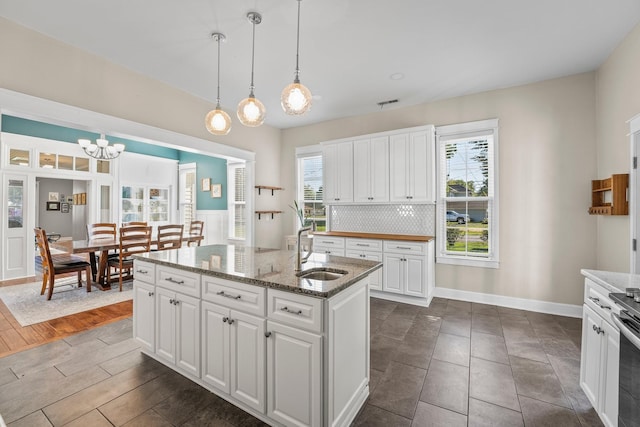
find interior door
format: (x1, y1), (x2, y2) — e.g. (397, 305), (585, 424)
(3, 174), (29, 279)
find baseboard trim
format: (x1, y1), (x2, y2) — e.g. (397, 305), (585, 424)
(432, 286), (582, 318)
(369, 290), (433, 307)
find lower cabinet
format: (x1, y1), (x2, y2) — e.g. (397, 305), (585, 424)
(156, 286), (201, 378)
(133, 280), (155, 353)
(201, 301), (267, 412)
(383, 253), (425, 297)
(266, 320), (322, 427)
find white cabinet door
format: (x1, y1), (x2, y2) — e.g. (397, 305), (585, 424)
(133, 281), (156, 353)
(175, 293), (200, 377)
(156, 287), (176, 365)
(382, 254), (403, 294)
(389, 130), (434, 203)
(230, 310), (266, 413)
(323, 141), (353, 203)
(580, 304), (602, 408)
(353, 137), (389, 203)
(347, 251), (383, 291)
(201, 301), (230, 393)
(267, 321), (322, 427)
(405, 255), (426, 297)
(600, 318), (619, 427)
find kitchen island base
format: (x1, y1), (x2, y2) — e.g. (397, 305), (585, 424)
(133, 254), (373, 427)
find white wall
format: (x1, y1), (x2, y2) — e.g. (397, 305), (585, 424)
(595, 23), (640, 272)
(282, 72), (598, 306)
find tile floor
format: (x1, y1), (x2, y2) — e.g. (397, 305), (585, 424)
(0, 297), (602, 426)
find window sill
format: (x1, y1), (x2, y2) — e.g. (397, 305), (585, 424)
(437, 256), (499, 269)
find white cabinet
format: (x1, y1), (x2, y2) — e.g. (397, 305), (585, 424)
(353, 136), (389, 203)
(579, 278), (620, 427)
(266, 320), (322, 427)
(346, 238), (383, 291)
(201, 278), (266, 413)
(382, 241), (430, 298)
(389, 128), (435, 203)
(323, 141), (353, 203)
(133, 281), (156, 353)
(313, 235), (346, 257)
(156, 286), (201, 378)
(121, 184), (171, 226)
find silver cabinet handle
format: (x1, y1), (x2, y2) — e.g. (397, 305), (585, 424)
(148, 291), (154, 297)
(174, 300), (180, 305)
(222, 317), (228, 323)
(265, 331), (272, 338)
(397, 246), (412, 250)
(165, 277), (184, 285)
(281, 306), (302, 315)
(228, 318), (235, 325)
(589, 296), (600, 302)
(588, 296), (611, 310)
(592, 325), (604, 335)
(356, 243), (370, 247)
(136, 269), (148, 274)
(217, 291), (241, 300)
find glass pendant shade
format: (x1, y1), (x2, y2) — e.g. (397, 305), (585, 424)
(205, 104), (232, 135)
(237, 95), (266, 127)
(281, 80), (312, 115)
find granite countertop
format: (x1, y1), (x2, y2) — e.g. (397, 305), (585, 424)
(581, 269), (640, 293)
(134, 244), (382, 298)
(312, 231), (434, 242)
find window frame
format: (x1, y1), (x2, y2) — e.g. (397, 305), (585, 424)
(295, 145), (325, 232)
(227, 162), (246, 241)
(436, 118), (499, 269)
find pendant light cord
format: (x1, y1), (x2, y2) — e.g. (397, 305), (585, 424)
(249, 17), (257, 97)
(216, 36), (222, 106)
(294, 0), (301, 83)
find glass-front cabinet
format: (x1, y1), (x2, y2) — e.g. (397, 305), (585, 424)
(121, 185), (169, 226)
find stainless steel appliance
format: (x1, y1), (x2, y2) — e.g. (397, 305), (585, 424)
(610, 292), (640, 427)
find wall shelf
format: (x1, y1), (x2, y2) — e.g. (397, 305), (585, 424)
(255, 185), (283, 196)
(589, 173), (629, 215)
(256, 210), (282, 220)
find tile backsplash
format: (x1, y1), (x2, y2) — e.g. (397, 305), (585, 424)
(330, 204), (435, 236)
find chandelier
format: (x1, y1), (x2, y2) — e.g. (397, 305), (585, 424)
(77, 135), (125, 160)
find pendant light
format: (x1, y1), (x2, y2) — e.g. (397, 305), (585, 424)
(281, 0), (312, 115)
(205, 33), (232, 135)
(237, 12), (266, 127)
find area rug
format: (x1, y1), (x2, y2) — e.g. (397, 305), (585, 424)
(0, 278), (133, 326)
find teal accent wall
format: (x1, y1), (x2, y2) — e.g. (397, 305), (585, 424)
(179, 152), (227, 210)
(2, 115), (228, 210)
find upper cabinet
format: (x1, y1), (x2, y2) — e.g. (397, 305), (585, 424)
(323, 141), (353, 203)
(353, 136), (389, 203)
(322, 125), (435, 206)
(389, 128), (435, 203)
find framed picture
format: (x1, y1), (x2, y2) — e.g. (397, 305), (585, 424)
(61, 203), (70, 213)
(48, 192), (59, 202)
(210, 255), (221, 269)
(80, 193), (86, 205)
(201, 178), (211, 192)
(73, 194), (79, 205)
(211, 183), (222, 198)
(46, 201), (60, 211)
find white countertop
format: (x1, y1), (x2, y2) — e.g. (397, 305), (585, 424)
(581, 269), (640, 293)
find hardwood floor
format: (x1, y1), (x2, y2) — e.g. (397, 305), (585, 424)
(0, 276), (132, 358)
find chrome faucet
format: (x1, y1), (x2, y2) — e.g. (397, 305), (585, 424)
(295, 222), (315, 271)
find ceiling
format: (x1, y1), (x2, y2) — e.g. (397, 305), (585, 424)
(1, 1), (639, 130)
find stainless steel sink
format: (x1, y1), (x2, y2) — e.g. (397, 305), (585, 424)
(297, 268), (348, 281)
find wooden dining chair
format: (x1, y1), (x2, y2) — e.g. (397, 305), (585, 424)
(34, 227), (92, 300)
(188, 220), (204, 246)
(86, 223), (118, 281)
(107, 225), (152, 291)
(122, 221), (147, 227)
(156, 224), (184, 251)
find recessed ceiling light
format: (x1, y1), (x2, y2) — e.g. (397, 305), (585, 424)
(390, 73), (404, 80)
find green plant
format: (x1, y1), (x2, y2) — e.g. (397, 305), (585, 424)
(289, 200), (305, 227)
(446, 228), (465, 247)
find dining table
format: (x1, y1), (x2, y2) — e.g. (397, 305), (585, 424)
(68, 233), (204, 290)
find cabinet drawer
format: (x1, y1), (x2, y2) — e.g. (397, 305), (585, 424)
(156, 266), (200, 298)
(312, 236), (345, 248)
(383, 240), (426, 254)
(133, 260), (155, 284)
(268, 289), (323, 333)
(202, 276), (266, 316)
(346, 238), (383, 252)
(584, 278), (620, 323)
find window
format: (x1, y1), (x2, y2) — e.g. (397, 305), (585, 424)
(436, 119), (498, 268)
(228, 162), (246, 240)
(296, 147), (325, 231)
(179, 163), (196, 227)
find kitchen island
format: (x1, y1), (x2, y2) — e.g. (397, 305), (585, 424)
(132, 244), (382, 427)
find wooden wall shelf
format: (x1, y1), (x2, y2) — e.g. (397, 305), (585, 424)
(256, 210), (282, 220)
(255, 185), (283, 195)
(589, 173), (628, 215)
